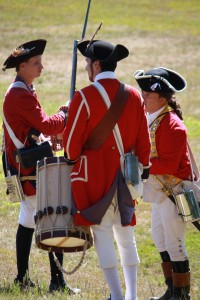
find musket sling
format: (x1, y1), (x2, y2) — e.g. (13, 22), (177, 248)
(84, 83), (129, 150)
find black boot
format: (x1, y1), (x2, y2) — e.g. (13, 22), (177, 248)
(169, 286), (190, 300)
(14, 224), (35, 289)
(48, 252), (81, 294)
(169, 261), (190, 300)
(48, 252), (66, 292)
(150, 252), (173, 300)
(169, 272), (190, 300)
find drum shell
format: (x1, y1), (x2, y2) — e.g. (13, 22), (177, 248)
(35, 156), (92, 252)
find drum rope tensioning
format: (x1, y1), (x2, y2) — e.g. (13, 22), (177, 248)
(51, 239), (88, 275)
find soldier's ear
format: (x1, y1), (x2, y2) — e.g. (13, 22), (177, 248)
(93, 60), (101, 71)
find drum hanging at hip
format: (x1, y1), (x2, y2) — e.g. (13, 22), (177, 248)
(35, 156), (93, 253)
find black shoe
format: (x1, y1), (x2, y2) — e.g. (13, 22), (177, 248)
(14, 277), (36, 290)
(168, 294), (190, 300)
(150, 287), (172, 300)
(49, 281), (81, 294)
(169, 297), (190, 300)
(49, 282), (64, 293)
(168, 286), (190, 300)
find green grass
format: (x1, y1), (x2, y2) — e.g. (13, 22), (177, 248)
(185, 116), (200, 138)
(0, 0), (200, 299)
(1, 0), (200, 33)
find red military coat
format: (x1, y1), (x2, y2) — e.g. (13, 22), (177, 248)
(3, 79), (65, 196)
(63, 75), (151, 226)
(150, 111), (191, 179)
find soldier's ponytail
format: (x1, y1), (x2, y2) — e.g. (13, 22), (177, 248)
(168, 96), (183, 120)
(159, 91), (183, 120)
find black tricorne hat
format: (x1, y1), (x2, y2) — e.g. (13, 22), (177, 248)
(77, 40), (129, 63)
(134, 67), (187, 93)
(2, 39), (47, 71)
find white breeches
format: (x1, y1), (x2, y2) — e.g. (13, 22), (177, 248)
(18, 196), (36, 229)
(91, 197), (139, 269)
(151, 196), (188, 261)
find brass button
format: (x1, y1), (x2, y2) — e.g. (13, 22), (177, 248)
(111, 146), (115, 150)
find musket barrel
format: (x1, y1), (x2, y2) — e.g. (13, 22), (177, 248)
(82, 0), (92, 40)
(69, 0), (92, 102)
(70, 39), (78, 101)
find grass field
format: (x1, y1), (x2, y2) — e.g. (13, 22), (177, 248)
(0, 1), (200, 299)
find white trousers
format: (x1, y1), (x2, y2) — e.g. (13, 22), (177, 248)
(18, 196), (36, 229)
(151, 196), (188, 261)
(91, 197), (139, 269)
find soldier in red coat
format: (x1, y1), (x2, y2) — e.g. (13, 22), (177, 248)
(134, 67), (191, 300)
(2, 39), (72, 293)
(63, 40), (151, 300)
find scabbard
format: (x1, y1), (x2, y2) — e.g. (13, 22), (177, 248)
(192, 221), (200, 231)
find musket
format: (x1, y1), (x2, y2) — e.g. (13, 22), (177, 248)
(70, 0), (92, 101)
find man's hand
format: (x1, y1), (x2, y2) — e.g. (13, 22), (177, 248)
(58, 105), (69, 122)
(141, 163), (152, 180)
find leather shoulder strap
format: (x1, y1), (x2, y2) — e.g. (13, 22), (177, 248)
(84, 83), (129, 150)
(6, 81), (29, 95)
